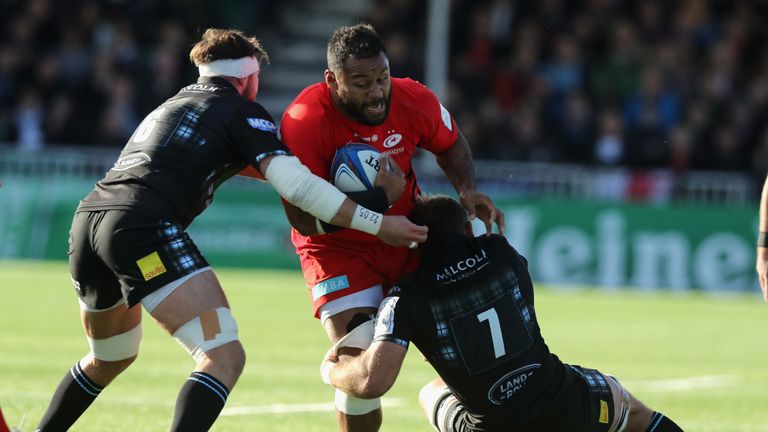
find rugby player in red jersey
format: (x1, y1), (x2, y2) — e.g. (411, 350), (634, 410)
(278, 24), (504, 431)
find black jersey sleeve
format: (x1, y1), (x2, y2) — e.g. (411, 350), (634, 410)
(229, 102), (290, 174)
(371, 287), (412, 348)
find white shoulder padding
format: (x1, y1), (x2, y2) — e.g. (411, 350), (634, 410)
(265, 155), (347, 223)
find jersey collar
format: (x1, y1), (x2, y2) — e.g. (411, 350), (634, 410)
(197, 76), (237, 92)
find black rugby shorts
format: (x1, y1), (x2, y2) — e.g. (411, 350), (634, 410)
(68, 209), (209, 310)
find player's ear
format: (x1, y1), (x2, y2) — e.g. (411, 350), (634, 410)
(325, 69), (338, 89)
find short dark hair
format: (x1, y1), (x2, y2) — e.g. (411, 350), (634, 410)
(410, 195), (469, 246)
(189, 28), (269, 65)
(326, 23), (387, 72)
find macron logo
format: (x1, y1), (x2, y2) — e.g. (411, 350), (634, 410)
(247, 118), (277, 134)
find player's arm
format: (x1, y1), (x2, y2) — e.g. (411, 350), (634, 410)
(259, 154), (425, 247)
(231, 103), (425, 246)
(435, 130), (505, 236)
(320, 341), (407, 399)
(757, 175), (768, 302)
(282, 154), (405, 236)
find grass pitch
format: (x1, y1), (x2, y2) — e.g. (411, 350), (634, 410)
(0, 260), (765, 431)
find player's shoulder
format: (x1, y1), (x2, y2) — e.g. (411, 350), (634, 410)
(479, 234), (530, 267)
(393, 77), (437, 101)
(479, 233), (516, 252)
(233, 100), (278, 129)
(283, 82), (330, 124)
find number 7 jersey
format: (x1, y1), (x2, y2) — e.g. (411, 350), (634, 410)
(372, 234), (574, 429)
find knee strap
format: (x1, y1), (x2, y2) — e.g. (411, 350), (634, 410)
(88, 324), (142, 361)
(173, 307), (238, 362)
(334, 389), (381, 415)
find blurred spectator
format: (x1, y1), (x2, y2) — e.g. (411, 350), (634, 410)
(1, 0), (766, 184)
(594, 108), (625, 166)
(0, 0), (276, 147)
(367, 0), (765, 179)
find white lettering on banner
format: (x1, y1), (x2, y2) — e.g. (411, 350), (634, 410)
(596, 211), (626, 287)
(535, 228), (592, 285)
(503, 207), (756, 292)
(632, 233), (690, 290)
(694, 233), (751, 291)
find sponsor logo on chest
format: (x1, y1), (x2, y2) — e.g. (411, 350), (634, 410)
(436, 249), (489, 284)
(351, 130), (405, 156)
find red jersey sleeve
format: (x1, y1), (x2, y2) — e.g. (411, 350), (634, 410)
(403, 79), (458, 154)
(279, 88), (334, 180)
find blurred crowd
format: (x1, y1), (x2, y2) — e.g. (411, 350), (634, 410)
(2, 0), (766, 180)
(368, 0), (768, 178)
(0, 0), (274, 150)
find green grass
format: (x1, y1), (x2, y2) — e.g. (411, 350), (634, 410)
(0, 260), (765, 431)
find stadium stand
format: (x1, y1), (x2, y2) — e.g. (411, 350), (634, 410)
(0, 0), (761, 202)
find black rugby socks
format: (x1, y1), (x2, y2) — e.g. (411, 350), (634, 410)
(170, 371), (229, 431)
(36, 362), (103, 431)
(646, 411), (684, 431)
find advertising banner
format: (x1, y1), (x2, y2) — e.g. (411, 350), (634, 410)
(0, 176), (758, 292)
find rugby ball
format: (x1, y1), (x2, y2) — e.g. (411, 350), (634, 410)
(331, 143), (381, 192)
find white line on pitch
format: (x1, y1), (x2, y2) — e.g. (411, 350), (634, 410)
(220, 398), (403, 416)
(621, 374), (738, 392)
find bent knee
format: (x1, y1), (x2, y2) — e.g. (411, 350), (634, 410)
(88, 354), (138, 374)
(203, 340), (246, 376)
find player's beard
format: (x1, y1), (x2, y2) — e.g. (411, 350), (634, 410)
(338, 92), (391, 126)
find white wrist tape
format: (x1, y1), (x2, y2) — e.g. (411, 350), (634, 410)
(265, 155), (346, 223)
(350, 205), (382, 235)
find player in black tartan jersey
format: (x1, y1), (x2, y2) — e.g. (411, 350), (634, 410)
(321, 195), (684, 432)
(35, 28), (426, 432)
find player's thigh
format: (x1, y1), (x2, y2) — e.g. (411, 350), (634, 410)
(81, 303), (142, 339)
(148, 269), (229, 334)
(69, 210), (126, 312)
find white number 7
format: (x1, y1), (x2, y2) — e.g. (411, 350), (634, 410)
(477, 308), (505, 358)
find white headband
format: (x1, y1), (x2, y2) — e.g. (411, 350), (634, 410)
(197, 57), (260, 78)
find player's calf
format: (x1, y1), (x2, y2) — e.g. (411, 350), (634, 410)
(642, 411), (684, 431)
(168, 307), (244, 431)
(615, 379), (684, 432)
(37, 322), (142, 431)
